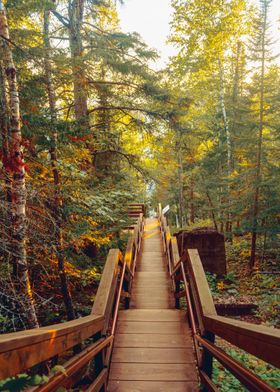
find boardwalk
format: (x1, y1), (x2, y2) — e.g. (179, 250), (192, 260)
(108, 218), (198, 391)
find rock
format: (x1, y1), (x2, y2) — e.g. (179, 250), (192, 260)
(174, 227), (226, 275)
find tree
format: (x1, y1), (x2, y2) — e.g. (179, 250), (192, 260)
(0, 0), (38, 328)
(43, 5), (76, 320)
(249, 0), (274, 270)
(169, 0), (252, 235)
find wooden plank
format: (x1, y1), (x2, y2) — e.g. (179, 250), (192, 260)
(171, 237), (180, 268)
(133, 278), (169, 284)
(116, 321), (190, 335)
(111, 347), (194, 363)
(142, 246), (162, 253)
(187, 249), (217, 317)
(92, 249), (121, 317)
(109, 363), (197, 381)
(141, 251), (165, 260)
(133, 280), (170, 287)
(138, 261), (165, 267)
(140, 253), (164, 259)
(138, 258), (164, 263)
(124, 236), (134, 270)
(132, 286), (170, 293)
(140, 254), (164, 259)
(204, 315), (280, 368)
(118, 310), (186, 322)
(132, 284), (170, 291)
(107, 381), (199, 392)
(137, 266), (165, 272)
(138, 257), (164, 263)
(134, 272), (168, 277)
(0, 315), (104, 379)
(130, 293), (170, 301)
(130, 301), (172, 309)
(114, 333), (192, 348)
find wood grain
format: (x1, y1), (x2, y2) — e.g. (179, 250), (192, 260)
(111, 347), (194, 363)
(107, 381), (199, 392)
(109, 363), (197, 381)
(114, 333), (193, 348)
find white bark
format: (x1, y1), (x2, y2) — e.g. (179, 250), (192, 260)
(0, 1), (39, 328)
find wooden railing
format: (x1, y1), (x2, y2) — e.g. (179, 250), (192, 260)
(158, 204), (280, 392)
(0, 213), (144, 391)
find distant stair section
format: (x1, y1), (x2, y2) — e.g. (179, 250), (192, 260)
(126, 203), (145, 229)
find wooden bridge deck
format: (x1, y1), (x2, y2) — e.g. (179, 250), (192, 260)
(108, 218), (198, 391)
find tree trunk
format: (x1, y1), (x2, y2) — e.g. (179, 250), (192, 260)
(218, 58), (232, 174)
(68, 0), (88, 125)
(206, 191), (218, 231)
(43, 9), (76, 321)
(0, 1), (38, 328)
(249, 3), (267, 271)
(190, 178), (195, 224)
(0, 63), (12, 227)
(178, 139), (184, 228)
(218, 57), (232, 238)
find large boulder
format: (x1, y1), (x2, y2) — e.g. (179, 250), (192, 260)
(174, 227), (226, 276)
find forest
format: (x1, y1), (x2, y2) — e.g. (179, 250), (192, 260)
(0, 0), (279, 391)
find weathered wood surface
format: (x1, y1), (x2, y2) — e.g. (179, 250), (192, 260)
(108, 218), (198, 391)
(0, 314), (104, 378)
(204, 314), (280, 369)
(187, 248), (280, 369)
(129, 222), (173, 309)
(92, 249), (121, 318)
(108, 381), (198, 392)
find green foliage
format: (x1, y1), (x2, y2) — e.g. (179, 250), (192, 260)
(212, 346), (280, 391)
(0, 374), (49, 392)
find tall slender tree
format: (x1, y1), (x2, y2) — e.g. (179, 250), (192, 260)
(43, 6), (76, 320)
(0, 0), (38, 328)
(249, 0), (272, 270)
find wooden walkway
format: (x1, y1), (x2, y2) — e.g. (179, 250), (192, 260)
(0, 209), (279, 391)
(108, 218), (198, 391)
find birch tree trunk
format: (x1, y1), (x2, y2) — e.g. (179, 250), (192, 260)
(190, 178), (195, 224)
(0, 1), (38, 328)
(218, 57), (232, 237)
(178, 136), (185, 228)
(43, 9), (76, 321)
(218, 58), (232, 174)
(0, 63), (12, 222)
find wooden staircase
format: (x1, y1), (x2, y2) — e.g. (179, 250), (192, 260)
(108, 218), (198, 391)
(0, 206), (279, 392)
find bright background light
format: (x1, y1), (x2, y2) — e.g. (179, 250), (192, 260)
(117, 0), (280, 70)
(117, 0), (177, 69)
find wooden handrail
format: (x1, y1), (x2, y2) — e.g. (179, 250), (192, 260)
(0, 208), (145, 391)
(0, 314), (104, 379)
(203, 315), (280, 369)
(185, 249), (280, 368)
(158, 203), (280, 392)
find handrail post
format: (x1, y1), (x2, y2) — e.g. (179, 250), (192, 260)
(200, 331), (215, 391)
(185, 249), (218, 390)
(93, 331), (105, 392)
(175, 271), (181, 309)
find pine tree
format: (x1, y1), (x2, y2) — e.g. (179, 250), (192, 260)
(249, 0), (273, 270)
